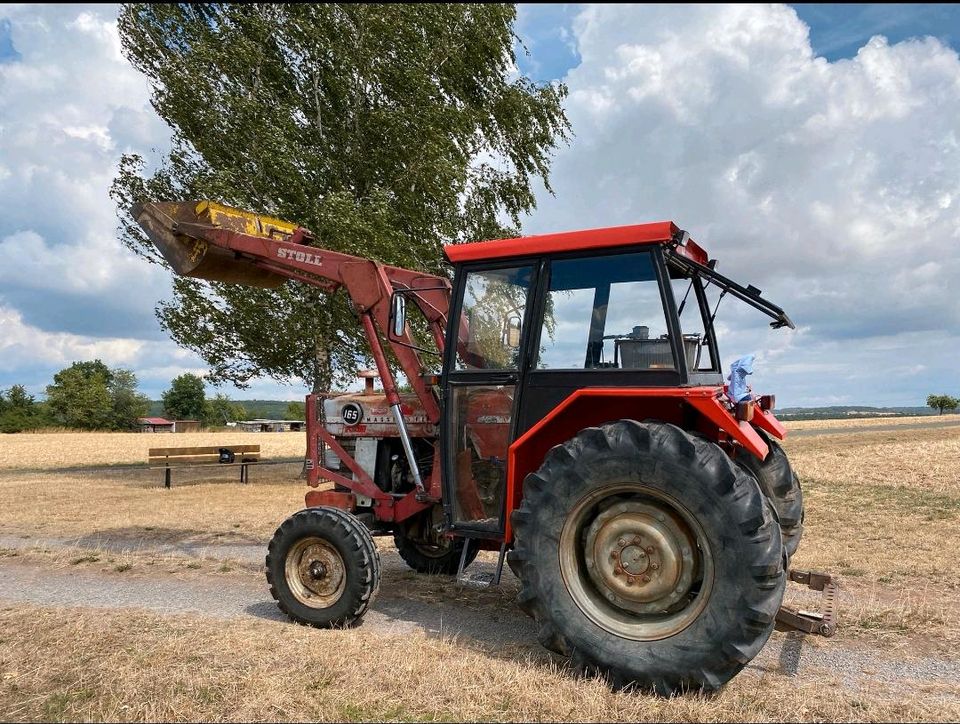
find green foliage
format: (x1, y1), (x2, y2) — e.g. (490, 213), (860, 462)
(285, 401), (305, 421)
(204, 393), (249, 427)
(45, 361), (148, 431)
(108, 369), (151, 431)
(162, 373), (207, 420)
(0, 384), (49, 433)
(927, 394), (959, 415)
(46, 361), (114, 430)
(112, 3), (569, 392)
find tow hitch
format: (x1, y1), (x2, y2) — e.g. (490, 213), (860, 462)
(776, 569), (838, 637)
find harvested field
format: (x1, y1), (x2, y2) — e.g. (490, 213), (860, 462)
(0, 431), (305, 470)
(0, 420), (958, 721)
(784, 414), (957, 430)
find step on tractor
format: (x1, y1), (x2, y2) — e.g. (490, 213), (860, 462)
(134, 200), (837, 694)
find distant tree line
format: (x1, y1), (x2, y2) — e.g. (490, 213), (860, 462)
(1, 363), (302, 433)
(0, 360), (149, 433)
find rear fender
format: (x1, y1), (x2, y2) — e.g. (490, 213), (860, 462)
(504, 387), (769, 542)
(752, 407), (787, 440)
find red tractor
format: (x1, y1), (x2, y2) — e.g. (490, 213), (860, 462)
(134, 200), (834, 694)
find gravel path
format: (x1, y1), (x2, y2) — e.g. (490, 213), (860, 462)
(0, 536), (533, 650)
(2, 552), (958, 695)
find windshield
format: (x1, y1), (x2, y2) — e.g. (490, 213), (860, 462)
(536, 251), (679, 370)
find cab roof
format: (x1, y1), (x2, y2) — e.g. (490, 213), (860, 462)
(443, 221), (708, 265)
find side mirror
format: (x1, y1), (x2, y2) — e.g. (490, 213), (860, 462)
(503, 314), (522, 349)
(391, 293), (406, 337)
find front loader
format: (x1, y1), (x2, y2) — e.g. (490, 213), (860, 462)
(134, 200), (836, 694)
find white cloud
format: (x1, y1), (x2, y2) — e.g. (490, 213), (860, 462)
(0, 303), (143, 370)
(0, 4), (171, 328)
(0, 228), (166, 295)
(525, 4), (960, 405)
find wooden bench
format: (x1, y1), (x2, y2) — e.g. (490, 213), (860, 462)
(148, 445), (261, 488)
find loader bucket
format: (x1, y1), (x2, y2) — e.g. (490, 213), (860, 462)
(131, 200), (297, 289)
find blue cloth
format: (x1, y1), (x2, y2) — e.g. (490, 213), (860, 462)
(727, 355), (755, 403)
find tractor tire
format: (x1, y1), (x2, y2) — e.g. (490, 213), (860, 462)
(736, 430), (804, 559)
(394, 525), (478, 575)
(508, 420), (785, 694)
(266, 507), (380, 628)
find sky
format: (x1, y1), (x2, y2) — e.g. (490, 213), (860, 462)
(0, 4), (958, 408)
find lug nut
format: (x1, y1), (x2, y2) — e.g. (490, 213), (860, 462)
(651, 563), (659, 570)
(642, 575), (651, 583)
(618, 537), (627, 547)
(645, 546), (655, 554)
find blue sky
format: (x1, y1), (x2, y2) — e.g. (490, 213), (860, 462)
(1, 4), (958, 407)
(515, 4), (960, 80)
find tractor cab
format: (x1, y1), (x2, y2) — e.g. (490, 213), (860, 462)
(439, 224), (794, 539)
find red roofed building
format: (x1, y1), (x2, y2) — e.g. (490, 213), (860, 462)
(139, 417), (174, 433)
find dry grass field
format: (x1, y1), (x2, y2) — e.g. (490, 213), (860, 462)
(784, 414), (955, 430)
(0, 431), (306, 470)
(1, 418), (959, 721)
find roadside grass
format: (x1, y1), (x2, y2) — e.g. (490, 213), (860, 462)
(0, 545), (259, 580)
(1, 603), (957, 723)
(0, 466), (304, 540)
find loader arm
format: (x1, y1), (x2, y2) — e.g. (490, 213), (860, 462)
(132, 200), (451, 427)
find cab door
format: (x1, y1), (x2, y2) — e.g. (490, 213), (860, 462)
(441, 262), (537, 537)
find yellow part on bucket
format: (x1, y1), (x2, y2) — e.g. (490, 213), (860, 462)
(193, 200), (300, 241)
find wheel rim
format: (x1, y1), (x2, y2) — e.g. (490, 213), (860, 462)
(559, 484), (714, 641)
(399, 516), (454, 559)
(284, 536), (347, 609)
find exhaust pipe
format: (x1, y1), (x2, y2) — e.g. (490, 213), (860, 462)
(131, 200), (291, 289)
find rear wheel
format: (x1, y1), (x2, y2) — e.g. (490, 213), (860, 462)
(509, 420), (785, 694)
(266, 507), (380, 627)
(736, 430), (804, 558)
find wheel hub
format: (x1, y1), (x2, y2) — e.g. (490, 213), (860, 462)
(308, 560), (328, 580)
(286, 537), (346, 609)
(584, 500), (698, 615)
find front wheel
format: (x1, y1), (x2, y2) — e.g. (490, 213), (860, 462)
(508, 420), (785, 694)
(266, 507), (380, 627)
